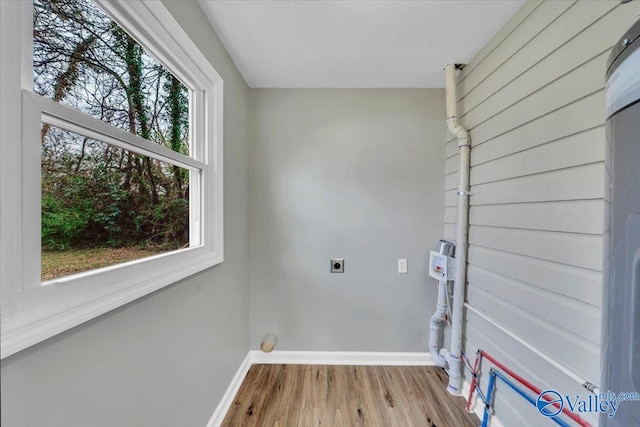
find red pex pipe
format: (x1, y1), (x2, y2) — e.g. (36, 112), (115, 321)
(479, 350), (591, 427)
(466, 351), (481, 412)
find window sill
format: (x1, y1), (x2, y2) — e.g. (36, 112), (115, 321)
(1, 248), (222, 359)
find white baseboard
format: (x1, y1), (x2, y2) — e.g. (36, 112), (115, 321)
(250, 350), (435, 366)
(206, 352), (252, 427)
(461, 378), (504, 427)
(206, 350), (434, 426)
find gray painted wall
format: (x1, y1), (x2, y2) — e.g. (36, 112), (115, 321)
(0, 1), (250, 426)
(443, 1), (640, 425)
(249, 89), (445, 351)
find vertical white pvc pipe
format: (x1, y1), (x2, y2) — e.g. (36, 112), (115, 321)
(429, 280), (450, 367)
(444, 63), (470, 395)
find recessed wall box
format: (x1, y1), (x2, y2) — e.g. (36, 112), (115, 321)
(429, 250), (455, 281)
(330, 258), (344, 273)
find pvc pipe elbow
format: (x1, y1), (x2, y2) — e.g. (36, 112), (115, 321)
(431, 350), (448, 368)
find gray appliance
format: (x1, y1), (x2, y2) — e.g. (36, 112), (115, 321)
(602, 17), (640, 427)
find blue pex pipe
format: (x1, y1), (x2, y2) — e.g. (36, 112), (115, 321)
(491, 369), (572, 427)
(481, 370), (497, 427)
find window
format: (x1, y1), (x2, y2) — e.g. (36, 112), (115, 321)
(35, 0), (194, 280)
(0, 0), (223, 358)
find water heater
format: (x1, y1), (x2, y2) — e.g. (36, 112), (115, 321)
(602, 17), (640, 427)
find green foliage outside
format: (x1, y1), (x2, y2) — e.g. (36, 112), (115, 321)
(35, 0), (191, 261)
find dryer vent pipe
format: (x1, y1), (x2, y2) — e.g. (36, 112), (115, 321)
(260, 332), (277, 353)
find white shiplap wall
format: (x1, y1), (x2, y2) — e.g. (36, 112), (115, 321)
(445, 1), (640, 425)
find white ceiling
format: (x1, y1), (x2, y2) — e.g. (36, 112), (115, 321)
(197, 1), (525, 88)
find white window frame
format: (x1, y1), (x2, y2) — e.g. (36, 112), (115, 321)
(0, 0), (224, 359)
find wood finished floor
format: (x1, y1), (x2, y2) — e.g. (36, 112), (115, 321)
(222, 364), (479, 427)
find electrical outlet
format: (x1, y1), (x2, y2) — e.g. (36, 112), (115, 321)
(331, 258), (344, 273)
(398, 258), (408, 274)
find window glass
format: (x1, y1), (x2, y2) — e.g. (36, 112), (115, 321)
(41, 125), (190, 281)
(33, 0), (190, 155)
